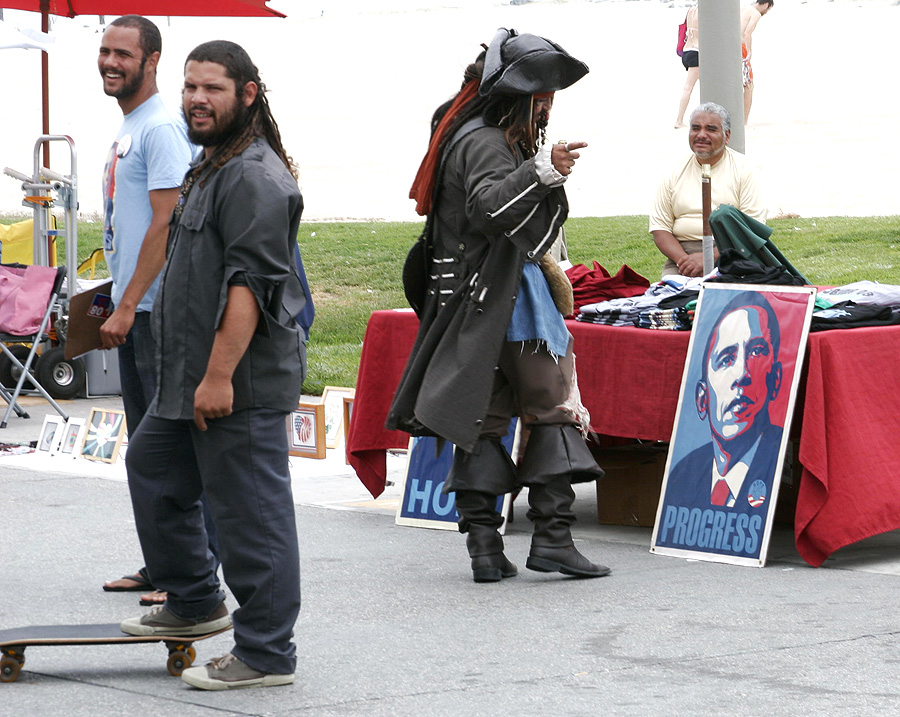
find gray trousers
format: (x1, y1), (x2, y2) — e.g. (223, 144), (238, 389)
(125, 409), (301, 675)
(661, 239), (702, 278)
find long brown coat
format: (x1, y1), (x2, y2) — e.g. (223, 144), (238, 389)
(386, 124), (568, 452)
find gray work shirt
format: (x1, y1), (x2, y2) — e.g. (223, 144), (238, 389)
(149, 138), (307, 420)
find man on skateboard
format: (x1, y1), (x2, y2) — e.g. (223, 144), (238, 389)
(120, 40), (308, 691)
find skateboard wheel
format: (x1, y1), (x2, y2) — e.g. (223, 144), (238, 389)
(167, 650), (192, 676)
(186, 646), (197, 663)
(1, 656), (21, 683)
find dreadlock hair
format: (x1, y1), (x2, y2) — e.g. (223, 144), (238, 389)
(184, 40), (296, 183)
(485, 94), (542, 157)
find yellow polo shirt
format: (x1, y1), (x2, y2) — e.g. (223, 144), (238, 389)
(649, 147), (765, 244)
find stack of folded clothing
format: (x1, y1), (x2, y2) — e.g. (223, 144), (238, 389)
(633, 288), (698, 330)
(811, 280), (900, 331)
(577, 275), (705, 327)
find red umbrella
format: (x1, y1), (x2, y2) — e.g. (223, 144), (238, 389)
(2, 0), (285, 163)
(1, 1), (283, 16)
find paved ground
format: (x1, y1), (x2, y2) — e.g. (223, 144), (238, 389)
(2, 393), (900, 715)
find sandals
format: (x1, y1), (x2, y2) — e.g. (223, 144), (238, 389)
(102, 567), (153, 592)
(139, 590), (168, 607)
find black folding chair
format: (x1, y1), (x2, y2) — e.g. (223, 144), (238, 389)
(0, 264), (69, 428)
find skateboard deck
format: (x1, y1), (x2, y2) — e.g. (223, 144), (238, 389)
(0, 623), (232, 683)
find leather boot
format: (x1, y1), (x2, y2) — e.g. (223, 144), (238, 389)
(519, 425), (610, 578)
(470, 552), (518, 583)
(525, 479), (610, 578)
(456, 490), (517, 583)
(445, 437), (518, 496)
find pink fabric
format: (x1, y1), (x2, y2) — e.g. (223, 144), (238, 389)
(0, 264), (57, 336)
(565, 262), (650, 315)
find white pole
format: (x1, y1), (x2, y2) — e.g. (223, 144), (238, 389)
(698, 0), (745, 153)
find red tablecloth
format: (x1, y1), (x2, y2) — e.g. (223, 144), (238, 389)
(794, 326), (900, 566)
(346, 311), (690, 496)
(347, 309), (900, 566)
(345, 310), (419, 499)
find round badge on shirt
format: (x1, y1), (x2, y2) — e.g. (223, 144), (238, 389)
(747, 479), (767, 508)
(117, 134), (132, 158)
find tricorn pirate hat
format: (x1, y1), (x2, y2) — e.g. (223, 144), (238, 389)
(479, 27), (589, 97)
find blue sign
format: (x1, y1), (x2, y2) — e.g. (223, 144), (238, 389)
(396, 421), (517, 530)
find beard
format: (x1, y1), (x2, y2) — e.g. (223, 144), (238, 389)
(535, 113), (549, 144)
(185, 96), (251, 148)
(102, 58), (146, 101)
(691, 141), (725, 163)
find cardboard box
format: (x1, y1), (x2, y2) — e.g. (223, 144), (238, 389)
(590, 441), (799, 528)
(592, 444), (668, 527)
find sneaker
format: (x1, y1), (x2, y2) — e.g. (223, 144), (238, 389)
(181, 653), (295, 691)
(120, 602), (232, 637)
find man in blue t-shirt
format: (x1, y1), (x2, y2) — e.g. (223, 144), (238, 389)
(97, 15), (197, 601)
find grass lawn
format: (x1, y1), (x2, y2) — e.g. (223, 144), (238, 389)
(4, 213), (899, 394)
(297, 214), (900, 393)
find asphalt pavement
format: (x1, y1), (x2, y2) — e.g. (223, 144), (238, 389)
(2, 393), (900, 716)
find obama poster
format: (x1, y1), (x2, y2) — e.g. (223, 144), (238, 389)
(651, 283), (816, 567)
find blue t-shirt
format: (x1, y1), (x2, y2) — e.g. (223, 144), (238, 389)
(102, 93), (193, 312)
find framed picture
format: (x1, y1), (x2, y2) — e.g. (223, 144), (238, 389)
(287, 402), (326, 459)
(342, 396), (354, 464)
(322, 386), (355, 449)
(650, 284), (816, 567)
(396, 419), (519, 532)
(81, 408), (127, 463)
(59, 418), (87, 458)
(37, 415), (65, 454)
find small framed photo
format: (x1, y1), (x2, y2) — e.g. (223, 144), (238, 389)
(342, 396), (354, 463)
(37, 415), (65, 454)
(322, 386), (355, 449)
(287, 402), (326, 459)
(59, 418), (87, 458)
(81, 408), (127, 463)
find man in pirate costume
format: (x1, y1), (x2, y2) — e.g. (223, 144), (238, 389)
(387, 28), (611, 583)
(120, 41), (307, 690)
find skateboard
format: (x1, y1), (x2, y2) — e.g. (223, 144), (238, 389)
(0, 623), (232, 683)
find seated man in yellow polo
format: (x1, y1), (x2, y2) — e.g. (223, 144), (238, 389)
(649, 102), (766, 278)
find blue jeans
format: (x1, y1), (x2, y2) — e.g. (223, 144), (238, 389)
(117, 311), (157, 437)
(125, 409), (301, 675)
(119, 312), (219, 562)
